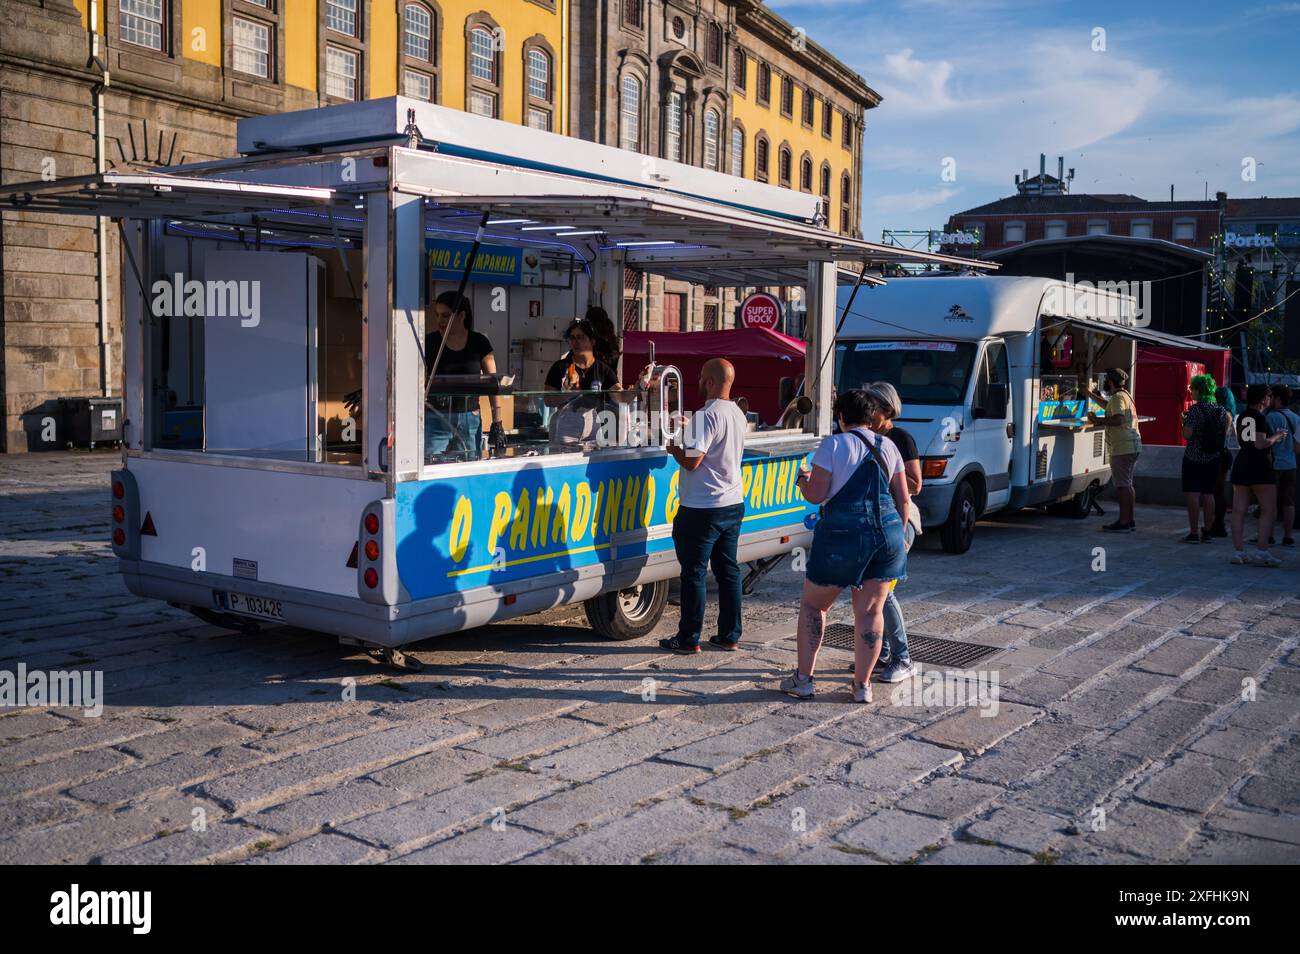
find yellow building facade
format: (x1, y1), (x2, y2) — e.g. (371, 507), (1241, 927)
(69, 0), (568, 132)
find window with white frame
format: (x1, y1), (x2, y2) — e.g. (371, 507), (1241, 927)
(325, 45), (358, 100)
(1130, 219), (1153, 239)
(527, 48), (550, 102)
(120, 0), (165, 50)
(1045, 220), (1067, 240)
(620, 75), (642, 151)
(665, 91), (683, 162)
(468, 89), (496, 117)
(1004, 221), (1026, 243)
(703, 108), (720, 171)
(730, 124), (744, 177)
(527, 108), (550, 131)
(470, 27), (496, 82)
(405, 68), (433, 101)
(233, 17), (271, 78)
(326, 0), (357, 36)
(1087, 219), (1109, 235)
(466, 20), (501, 118)
(404, 4), (432, 60)
(1173, 218), (1197, 241)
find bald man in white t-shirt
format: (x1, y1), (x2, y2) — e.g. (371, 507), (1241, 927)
(660, 358), (748, 655)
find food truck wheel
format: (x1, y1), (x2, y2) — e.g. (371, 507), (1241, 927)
(584, 581), (669, 640)
(940, 481), (978, 554)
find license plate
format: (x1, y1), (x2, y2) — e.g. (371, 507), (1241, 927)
(226, 592), (284, 622)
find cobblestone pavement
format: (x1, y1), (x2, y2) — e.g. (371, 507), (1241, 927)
(2, 451), (1298, 864)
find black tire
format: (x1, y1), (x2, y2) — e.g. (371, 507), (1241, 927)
(1059, 484), (1094, 519)
(940, 480), (978, 554)
(584, 580), (669, 640)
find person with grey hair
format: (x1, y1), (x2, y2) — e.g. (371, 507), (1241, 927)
(861, 382), (921, 682)
(1087, 367), (1142, 532)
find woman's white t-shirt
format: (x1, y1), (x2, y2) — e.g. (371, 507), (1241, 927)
(811, 427), (905, 502)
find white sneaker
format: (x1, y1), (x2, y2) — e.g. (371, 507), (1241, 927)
(1230, 550), (1250, 565)
(852, 681), (873, 703)
(780, 671), (815, 699)
(1249, 549), (1281, 567)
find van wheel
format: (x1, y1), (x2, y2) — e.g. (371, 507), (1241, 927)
(584, 580), (669, 641)
(940, 481), (978, 554)
(1060, 485), (1093, 519)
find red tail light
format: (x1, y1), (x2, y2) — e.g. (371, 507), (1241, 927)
(112, 481), (125, 499)
(113, 528), (126, 546)
(364, 540), (379, 561)
(364, 513), (380, 535)
(363, 568), (379, 588)
(113, 505), (125, 523)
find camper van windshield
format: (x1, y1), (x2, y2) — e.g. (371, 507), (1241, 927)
(835, 340), (977, 406)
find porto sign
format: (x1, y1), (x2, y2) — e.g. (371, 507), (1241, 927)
(739, 292), (782, 331)
(935, 230), (981, 245)
(1224, 231), (1273, 249)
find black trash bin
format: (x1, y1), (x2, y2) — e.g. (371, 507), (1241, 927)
(57, 396), (123, 449)
(20, 402), (70, 451)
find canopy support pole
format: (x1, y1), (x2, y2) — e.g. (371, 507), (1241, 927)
(805, 260), (837, 436)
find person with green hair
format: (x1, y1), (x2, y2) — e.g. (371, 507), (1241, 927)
(1181, 373), (1232, 542)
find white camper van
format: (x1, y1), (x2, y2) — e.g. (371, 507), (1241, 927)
(835, 275), (1180, 553)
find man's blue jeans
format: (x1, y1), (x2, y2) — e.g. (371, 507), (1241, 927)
(882, 589), (911, 665)
(672, 503), (744, 647)
(881, 522), (915, 665)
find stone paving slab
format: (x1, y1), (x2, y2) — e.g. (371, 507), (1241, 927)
(2, 452), (1298, 863)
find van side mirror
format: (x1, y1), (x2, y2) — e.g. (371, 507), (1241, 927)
(974, 382), (1008, 419)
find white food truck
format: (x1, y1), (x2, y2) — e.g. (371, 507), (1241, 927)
(2, 97), (988, 666)
(834, 275), (1191, 553)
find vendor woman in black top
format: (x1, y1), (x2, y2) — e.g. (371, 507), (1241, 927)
(545, 318), (619, 393)
(425, 290), (502, 461)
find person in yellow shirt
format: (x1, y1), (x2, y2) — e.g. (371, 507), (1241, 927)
(1087, 368), (1142, 533)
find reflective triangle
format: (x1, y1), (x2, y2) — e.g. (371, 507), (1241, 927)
(140, 512), (157, 536)
(346, 541), (358, 568)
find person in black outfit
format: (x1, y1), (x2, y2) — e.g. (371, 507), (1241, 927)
(425, 291), (502, 461)
(1179, 373), (1231, 543)
(545, 318), (619, 393)
(545, 318), (619, 445)
(1229, 384), (1289, 566)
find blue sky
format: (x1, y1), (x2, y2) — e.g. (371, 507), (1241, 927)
(767, 0), (1300, 239)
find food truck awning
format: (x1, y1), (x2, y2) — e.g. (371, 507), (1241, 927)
(396, 147), (996, 283)
(0, 172), (335, 219)
(420, 194), (992, 284)
(1053, 315), (1229, 351)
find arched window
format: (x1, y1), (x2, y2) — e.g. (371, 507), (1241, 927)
(664, 91), (684, 162)
(841, 171), (852, 233)
(820, 161), (831, 198)
(730, 124), (744, 177)
(619, 74), (642, 151)
(734, 47), (747, 92)
(778, 145), (792, 187)
(799, 154), (813, 192)
(703, 108), (720, 171)
(401, 3), (438, 103)
(404, 4), (432, 60)
(755, 133), (769, 182)
(522, 38), (554, 130)
(757, 62), (771, 105)
(466, 18), (500, 118)
(707, 22), (723, 67)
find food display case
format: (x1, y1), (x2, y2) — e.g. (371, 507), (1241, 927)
(1037, 374), (1099, 430)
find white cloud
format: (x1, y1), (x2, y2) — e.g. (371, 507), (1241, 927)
(871, 186), (960, 217)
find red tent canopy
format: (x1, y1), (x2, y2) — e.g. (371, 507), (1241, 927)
(622, 328), (806, 424)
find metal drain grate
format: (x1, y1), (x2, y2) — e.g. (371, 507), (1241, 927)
(823, 624), (1001, 667)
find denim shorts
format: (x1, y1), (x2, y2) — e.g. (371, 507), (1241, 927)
(805, 511), (907, 588)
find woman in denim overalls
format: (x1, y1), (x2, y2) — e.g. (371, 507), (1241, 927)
(785, 390), (911, 703)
